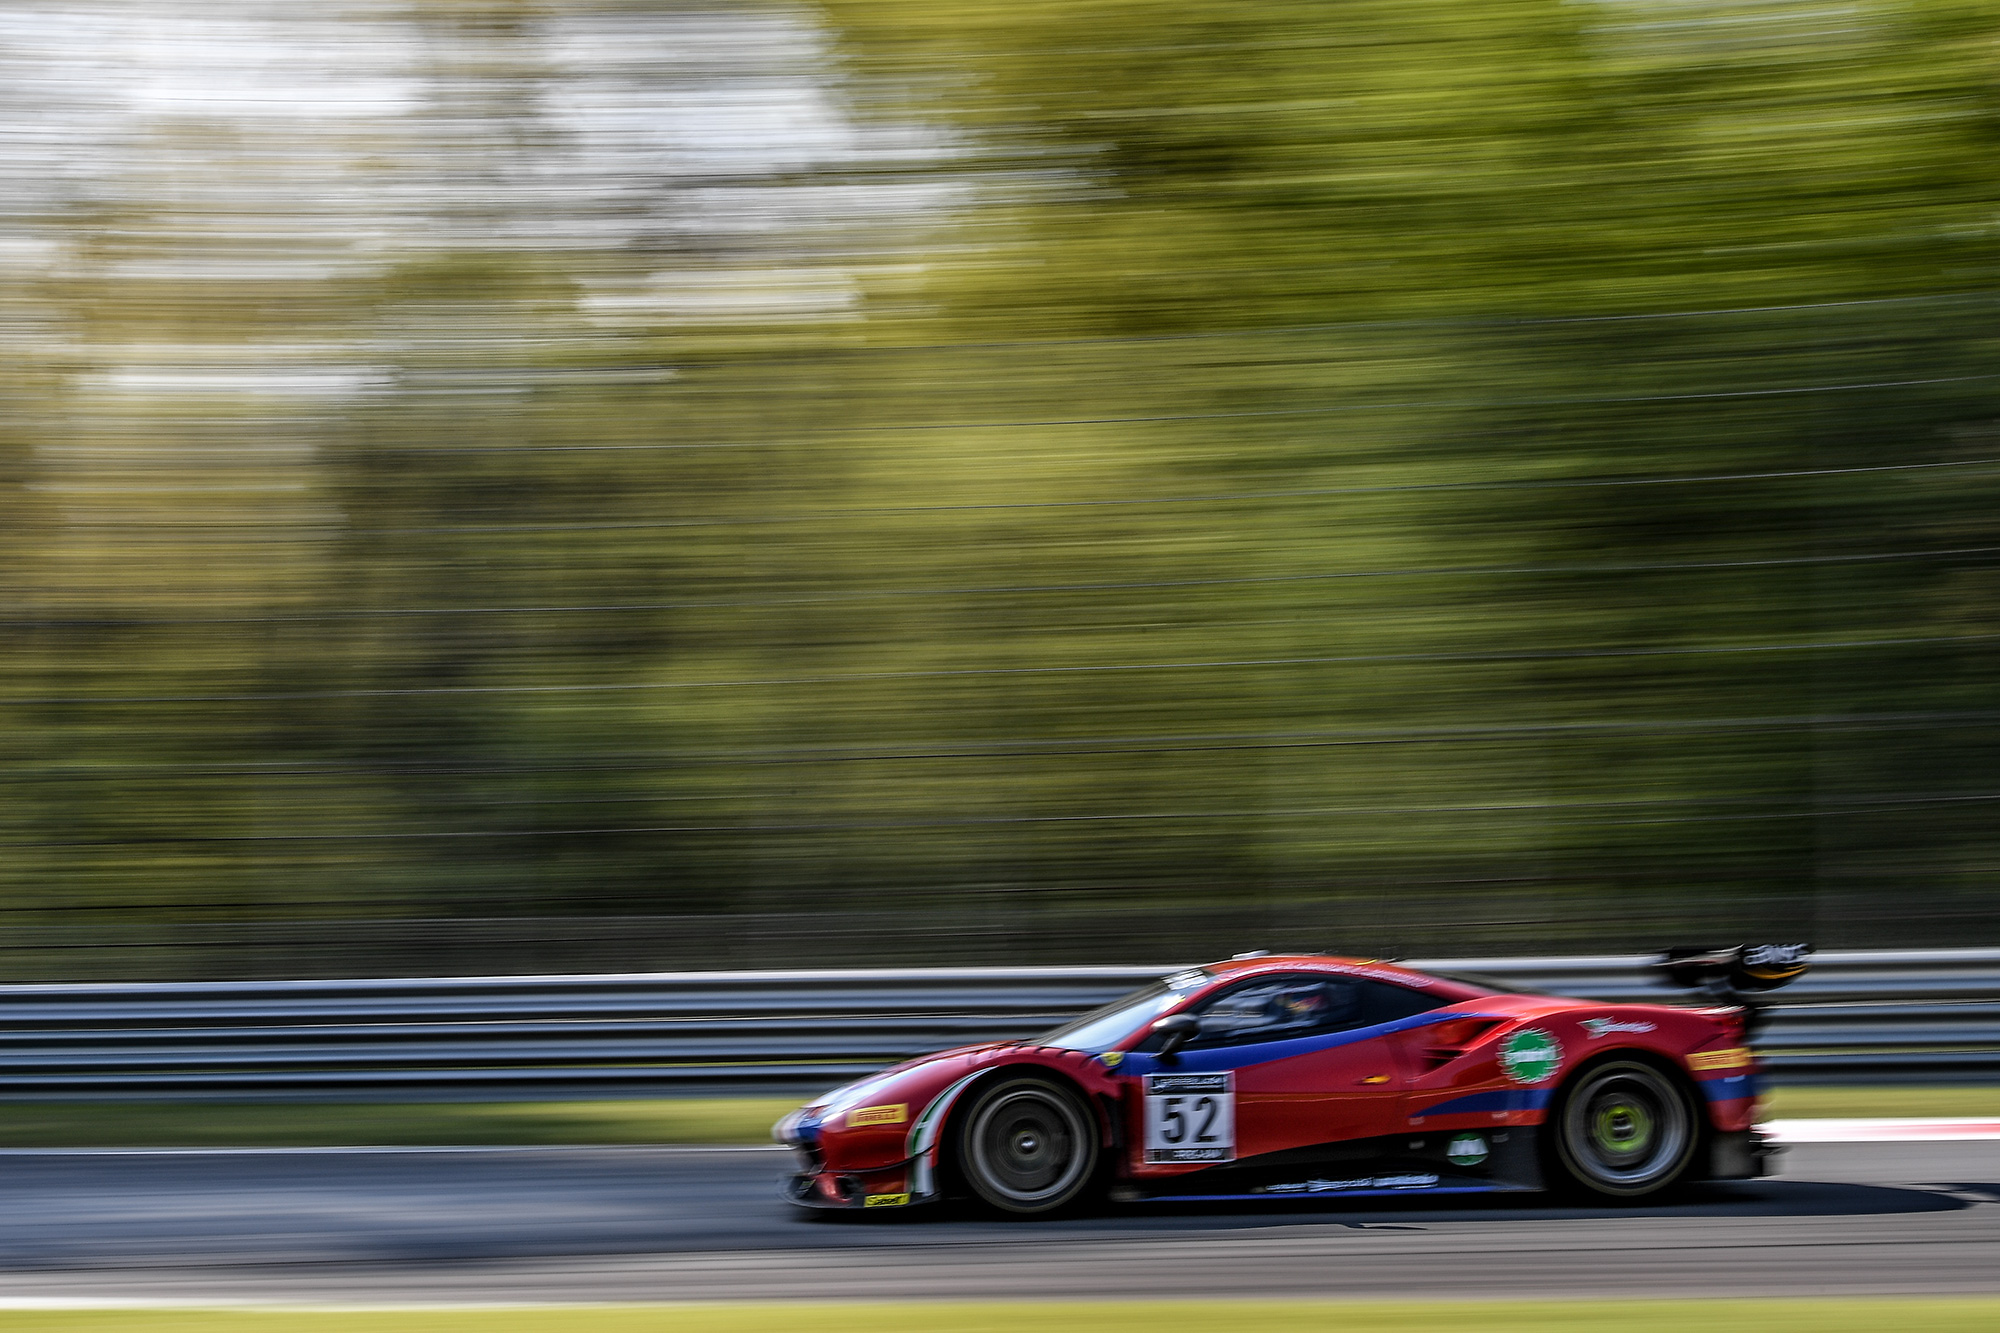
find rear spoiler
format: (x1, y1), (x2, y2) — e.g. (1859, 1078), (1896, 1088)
(1652, 943), (1813, 1006)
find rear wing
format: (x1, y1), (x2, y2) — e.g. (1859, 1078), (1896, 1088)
(1652, 943), (1813, 1005)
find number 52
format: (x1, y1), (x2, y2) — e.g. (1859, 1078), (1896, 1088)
(1157, 1094), (1220, 1143)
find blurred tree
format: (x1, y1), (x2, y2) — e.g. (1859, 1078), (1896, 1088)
(0, 0), (1995, 976)
(796, 0), (2000, 949)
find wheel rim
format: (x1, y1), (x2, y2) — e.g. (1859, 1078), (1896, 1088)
(966, 1084), (1090, 1206)
(1561, 1064), (1690, 1190)
(1593, 1098), (1655, 1159)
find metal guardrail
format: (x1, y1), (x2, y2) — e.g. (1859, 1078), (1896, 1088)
(1454, 949), (2000, 1083)
(0, 950), (1995, 1100)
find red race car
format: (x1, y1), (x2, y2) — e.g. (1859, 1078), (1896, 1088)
(775, 945), (1810, 1215)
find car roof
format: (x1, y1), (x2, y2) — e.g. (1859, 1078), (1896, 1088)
(1204, 952), (1409, 974)
(1193, 953), (1500, 1002)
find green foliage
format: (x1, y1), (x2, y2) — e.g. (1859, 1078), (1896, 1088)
(2, 0), (1997, 975)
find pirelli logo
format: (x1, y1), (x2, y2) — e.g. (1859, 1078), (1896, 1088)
(1688, 1047), (1753, 1072)
(846, 1103), (908, 1128)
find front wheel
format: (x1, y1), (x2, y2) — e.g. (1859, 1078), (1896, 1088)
(953, 1073), (1100, 1216)
(1546, 1058), (1698, 1200)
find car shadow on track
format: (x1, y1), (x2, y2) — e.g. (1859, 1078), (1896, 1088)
(801, 1178), (1968, 1235)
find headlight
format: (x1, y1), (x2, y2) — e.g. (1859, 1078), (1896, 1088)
(773, 1105), (825, 1146)
(772, 1110), (801, 1145)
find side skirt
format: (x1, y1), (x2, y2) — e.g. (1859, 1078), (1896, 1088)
(1122, 1126), (1546, 1201)
(1136, 1184), (1520, 1204)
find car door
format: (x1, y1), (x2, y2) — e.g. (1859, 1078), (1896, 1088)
(1139, 972), (1412, 1166)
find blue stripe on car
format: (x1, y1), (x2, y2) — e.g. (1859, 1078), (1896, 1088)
(1120, 1009), (1494, 1078)
(1418, 1087), (1554, 1116)
(1699, 1072), (1757, 1102)
(1421, 1071), (1754, 1116)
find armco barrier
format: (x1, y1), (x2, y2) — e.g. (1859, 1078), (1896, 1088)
(0, 950), (1995, 1100)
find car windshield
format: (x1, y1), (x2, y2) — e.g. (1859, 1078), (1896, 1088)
(1038, 980), (1191, 1052)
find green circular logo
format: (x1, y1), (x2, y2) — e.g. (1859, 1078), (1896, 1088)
(1498, 1027), (1563, 1084)
(1446, 1134), (1489, 1167)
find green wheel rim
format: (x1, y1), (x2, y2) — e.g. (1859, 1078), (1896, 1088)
(1557, 1062), (1692, 1194)
(1592, 1099), (1655, 1157)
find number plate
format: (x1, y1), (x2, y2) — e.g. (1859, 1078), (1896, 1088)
(1143, 1071), (1235, 1163)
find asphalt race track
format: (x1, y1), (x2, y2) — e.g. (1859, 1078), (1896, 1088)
(0, 1142), (1994, 1303)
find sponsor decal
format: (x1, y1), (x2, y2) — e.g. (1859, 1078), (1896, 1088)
(1148, 1072), (1232, 1093)
(1262, 1173), (1439, 1194)
(846, 1103), (908, 1128)
(1743, 944), (1811, 970)
(863, 1193), (911, 1208)
(1144, 1071), (1235, 1163)
(1446, 1133), (1489, 1167)
(1099, 1050), (1124, 1069)
(1498, 1027), (1563, 1084)
(1164, 969), (1211, 991)
(1688, 1047), (1753, 1071)
(1582, 1017), (1658, 1039)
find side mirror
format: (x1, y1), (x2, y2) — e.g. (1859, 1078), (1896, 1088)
(1151, 1012), (1199, 1062)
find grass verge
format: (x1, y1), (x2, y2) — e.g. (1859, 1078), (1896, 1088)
(1763, 1085), (2000, 1119)
(0, 1086), (1993, 1149)
(0, 1099), (801, 1148)
(2, 1302), (1999, 1333)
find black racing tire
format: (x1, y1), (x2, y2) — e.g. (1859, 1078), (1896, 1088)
(951, 1072), (1101, 1217)
(1545, 1057), (1700, 1201)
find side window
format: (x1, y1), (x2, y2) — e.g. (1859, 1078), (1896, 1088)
(1184, 975), (1364, 1049)
(1358, 979), (1451, 1025)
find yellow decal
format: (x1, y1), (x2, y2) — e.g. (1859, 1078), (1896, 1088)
(863, 1192), (911, 1208)
(1688, 1047), (1752, 1071)
(1100, 1051), (1124, 1069)
(847, 1103), (908, 1127)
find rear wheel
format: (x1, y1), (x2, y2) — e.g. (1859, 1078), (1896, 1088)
(953, 1073), (1099, 1216)
(1547, 1058), (1698, 1200)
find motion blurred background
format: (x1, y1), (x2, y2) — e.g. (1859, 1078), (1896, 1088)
(1, 0), (1996, 980)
